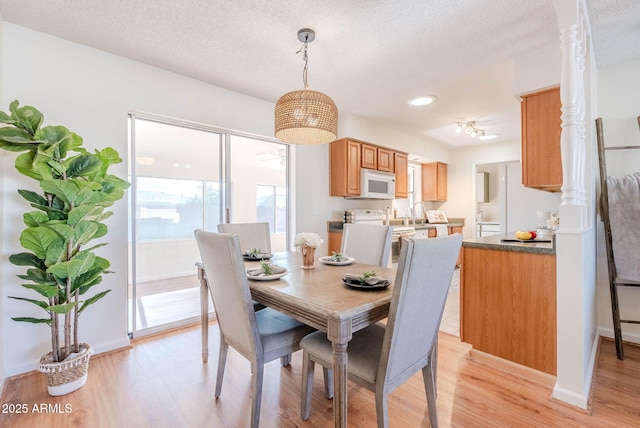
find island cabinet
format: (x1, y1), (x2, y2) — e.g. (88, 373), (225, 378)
(460, 240), (557, 375)
(330, 138), (361, 197)
(422, 162), (447, 201)
(521, 87), (562, 192)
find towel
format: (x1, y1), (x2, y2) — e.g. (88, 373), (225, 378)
(606, 173), (640, 282)
(247, 264), (287, 277)
(435, 224), (448, 237)
(343, 273), (390, 287)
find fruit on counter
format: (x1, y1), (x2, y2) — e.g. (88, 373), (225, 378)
(515, 230), (533, 240)
(529, 230), (537, 239)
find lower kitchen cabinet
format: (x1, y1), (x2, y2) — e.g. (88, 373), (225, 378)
(460, 245), (556, 375)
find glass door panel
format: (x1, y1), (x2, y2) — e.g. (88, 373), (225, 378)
(130, 117), (220, 335)
(228, 135), (288, 252)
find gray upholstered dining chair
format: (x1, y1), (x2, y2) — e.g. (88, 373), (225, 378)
(217, 222), (271, 312)
(194, 229), (315, 428)
(300, 234), (462, 428)
(340, 223), (393, 267)
(217, 222), (271, 254)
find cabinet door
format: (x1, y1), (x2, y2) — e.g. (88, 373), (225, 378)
(361, 143), (377, 169)
(377, 148), (394, 172)
(394, 152), (408, 198)
(422, 162), (447, 201)
(330, 139), (361, 196)
(521, 87), (562, 192)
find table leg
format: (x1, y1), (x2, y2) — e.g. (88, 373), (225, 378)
(328, 318), (351, 428)
(197, 265), (209, 363)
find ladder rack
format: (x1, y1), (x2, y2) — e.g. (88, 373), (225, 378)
(596, 116), (640, 359)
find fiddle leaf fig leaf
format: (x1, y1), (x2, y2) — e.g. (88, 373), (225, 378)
(67, 154), (102, 177)
(11, 317), (52, 325)
(23, 211), (50, 227)
(15, 151), (44, 180)
(9, 252), (47, 270)
(0, 127), (37, 152)
(47, 302), (79, 315)
(9, 296), (50, 311)
(74, 221), (100, 246)
(47, 251), (96, 282)
(45, 223), (74, 241)
(22, 283), (60, 299)
(18, 189), (48, 206)
(9, 101), (43, 135)
(40, 179), (78, 205)
(19, 227), (60, 260)
(67, 205), (105, 226)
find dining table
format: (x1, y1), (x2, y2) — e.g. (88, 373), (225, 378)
(197, 251), (397, 428)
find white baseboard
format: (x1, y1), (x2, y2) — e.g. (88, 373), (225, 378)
(598, 327), (640, 344)
(4, 336), (131, 378)
(552, 330), (600, 410)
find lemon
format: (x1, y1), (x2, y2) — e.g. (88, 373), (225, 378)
(516, 231), (532, 240)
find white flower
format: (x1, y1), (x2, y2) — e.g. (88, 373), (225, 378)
(294, 232), (324, 248)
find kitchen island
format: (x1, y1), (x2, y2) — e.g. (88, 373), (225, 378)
(460, 234), (556, 375)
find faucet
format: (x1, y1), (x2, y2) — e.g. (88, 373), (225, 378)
(412, 201), (426, 224)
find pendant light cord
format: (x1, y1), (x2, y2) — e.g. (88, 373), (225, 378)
(296, 36), (310, 90)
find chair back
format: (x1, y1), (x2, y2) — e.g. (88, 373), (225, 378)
(218, 222), (272, 254)
(380, 234), (462, 389)
(341, 223), (393, 267)
(194, 229), (261, 358)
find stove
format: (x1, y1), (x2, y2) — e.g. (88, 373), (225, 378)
(343, 209), (385, 225)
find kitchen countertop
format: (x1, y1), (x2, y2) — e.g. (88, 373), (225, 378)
(463, 233), (555, 255)
(327, 219), (464, 233)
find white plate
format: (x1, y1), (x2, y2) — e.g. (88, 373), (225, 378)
(319, 256), (355, 266)
(243, 253), (273, 261)
(246, 268), (288, 281)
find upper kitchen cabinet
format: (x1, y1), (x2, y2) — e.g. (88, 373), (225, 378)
(395, 152), (408, 198)
(330, 138), (361, 197)
(521, 87), (562, 192)
(422, 162), (447, 201)
(377, 147), (395, 172)
(329, 138), (408, 198)
(361, 143), (378, 169)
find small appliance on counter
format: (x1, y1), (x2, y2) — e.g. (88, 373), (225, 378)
(343, 209), (385, 224)
(536, 211), (558, 238)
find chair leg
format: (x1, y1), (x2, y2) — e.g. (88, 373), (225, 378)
(423, 360), (438, 428)
(215, 339), (229, 398)
(250, 362), (264, 428)
(375, 390), (389, 428)
(432, 335), (438, 397)
(323, 367), (334, 399)
(301, 350), (315, 420)
(280, 354), (292, 366)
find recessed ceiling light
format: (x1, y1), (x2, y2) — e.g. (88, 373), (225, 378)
(409, 95), (437, 106)
(479, 133), (499, 140)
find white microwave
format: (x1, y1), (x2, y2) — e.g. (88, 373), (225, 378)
(360, 169), (396, 199)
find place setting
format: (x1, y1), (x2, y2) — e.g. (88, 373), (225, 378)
(342, 271), (391, 290)
(246, 260), (288, 281)
(319, 251), (355, 266)
(242, 248), (273, 261)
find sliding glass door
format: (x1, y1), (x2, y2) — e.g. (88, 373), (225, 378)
(129, 115), (288, 336)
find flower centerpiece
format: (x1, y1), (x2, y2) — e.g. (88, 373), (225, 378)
(294, 232), (324, 270)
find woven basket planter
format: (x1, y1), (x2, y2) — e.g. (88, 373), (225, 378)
(37, 343), (94, 396)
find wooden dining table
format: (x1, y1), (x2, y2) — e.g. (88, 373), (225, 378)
(197, 251), (397, 428)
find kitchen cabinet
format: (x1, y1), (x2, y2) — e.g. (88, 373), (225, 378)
(361, 143), (377, 169)
(378, 147), (394, 172)
(521, 87), (562, 192)
(330, 138), (361, 197)
(461, 243), (556, 375)
(394, 152), (408, 198)
(330, 138), (408, 198)
(422, 162), (447, 201)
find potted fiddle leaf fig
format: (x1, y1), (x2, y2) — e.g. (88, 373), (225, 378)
(0, 100), (130, 395)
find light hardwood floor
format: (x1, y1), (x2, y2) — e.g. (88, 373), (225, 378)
(2, 324), (640, 427)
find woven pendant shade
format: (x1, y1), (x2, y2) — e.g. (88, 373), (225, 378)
(275, 89), (338, 145)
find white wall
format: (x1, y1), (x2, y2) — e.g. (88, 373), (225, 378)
(596, 58), (640, 341)
(1, 23), (277, 376)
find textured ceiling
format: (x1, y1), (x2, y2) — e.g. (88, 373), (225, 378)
(1, 0), (639, 148)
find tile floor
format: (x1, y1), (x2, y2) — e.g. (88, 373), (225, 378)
(440, 267), (460, 336)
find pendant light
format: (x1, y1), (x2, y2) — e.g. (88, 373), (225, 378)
(275, 29), (338, 145)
